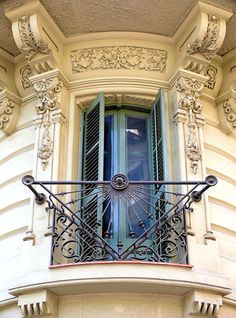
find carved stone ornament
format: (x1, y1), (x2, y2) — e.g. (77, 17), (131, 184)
(34, 78), (63, 115)
(33, 77), (63, 170)
(223, 99), (236, 128)
(217, 91), (236, 135)
(0, 89), (21, 135)
(175, 77), (204, 174)
(21, 65), (33, 89)
(187, 14), (220, 61)
(184, 291), (222, 317)
(204, 65), (217, 90)
(18, 290), (57, 318)
(186, 123), (201, 174)
(70, 46), (167, 73)
(18, 15), (50, 62)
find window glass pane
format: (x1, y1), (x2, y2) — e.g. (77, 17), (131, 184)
(104, 115), (113, 181)
(126, 116), (149, 181)
(126, 116), (150, 237)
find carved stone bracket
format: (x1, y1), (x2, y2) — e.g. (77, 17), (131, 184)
(17, 15), (50, 62)
(217, 89), (236, 136)
(187, 14), (220, 61)
(31, 72), (64, 170)
(0, 89), (21, 135)
(70, 46), (167, 73)
(174, 75), (205, 174)
(178, 2), (232, 76)
(18, 290), (57, 318)
(5, 1), (59, 75)
(184, 291), (222, 317)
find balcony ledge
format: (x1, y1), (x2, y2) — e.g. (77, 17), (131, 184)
(8, 262), (231, 298)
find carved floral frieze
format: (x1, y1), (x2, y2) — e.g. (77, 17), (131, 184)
(33, 77), (63, 170)
(175, 77), (205, 174)
(204, 65), (217, 90)
(187, 14), (220, 61)
(18, 15), (50, 62)
(70, 46), (167, 73)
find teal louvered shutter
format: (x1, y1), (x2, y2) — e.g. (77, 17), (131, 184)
(81, 93), (105, 261)
(151, 89), (167, 182)
(83, 93), (105, 181)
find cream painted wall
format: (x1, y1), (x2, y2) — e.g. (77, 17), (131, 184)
(0, 102), (35, 302)
(0, 1), (236, 317)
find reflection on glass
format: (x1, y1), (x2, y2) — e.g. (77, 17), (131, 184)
(126, 116), (149, 181)
(126, 116), (150, 237)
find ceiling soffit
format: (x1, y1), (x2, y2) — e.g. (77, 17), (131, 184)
(0, 0), (236, 58)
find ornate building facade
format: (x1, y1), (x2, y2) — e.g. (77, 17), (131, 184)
(0, 0), (236, 317)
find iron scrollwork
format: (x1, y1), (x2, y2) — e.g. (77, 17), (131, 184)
(22, 174), (217, 265)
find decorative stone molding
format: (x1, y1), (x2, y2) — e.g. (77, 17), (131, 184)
(178, 2), (232, 76)
(21, 65), (33, 89)
(187, 14), (220, 61)
(31, 71), (64, 170)
(204, 65), (217, 90)
(184, 291), (222, 317)
(5, 1), (61, 75)
(0, 89), (21, 135)
(18, 290), (57, 318)
(217, 89), (236, 136)
(70, 46), (167, 73)
(18, 15), (50, 62)
(223, 99), (236, 128)
(175, 75), (205, 174)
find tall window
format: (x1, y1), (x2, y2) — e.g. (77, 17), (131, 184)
(82, 91), (167, 252)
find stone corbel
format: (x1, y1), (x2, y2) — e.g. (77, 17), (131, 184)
(217, 89), (236, 136)
(177, 1), (232, 75)
(5, 1), (62, 75)
(184, 291), (222, 317)
(0, 89), (21, 135)
(18, 290), (57, 318)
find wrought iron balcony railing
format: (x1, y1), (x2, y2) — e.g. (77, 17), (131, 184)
(22, 174), (217, 265)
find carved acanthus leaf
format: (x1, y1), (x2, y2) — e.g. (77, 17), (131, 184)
(18, 16), (50, 61)
(70, 46), (167, 73)
(187, 14), (220, 60)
